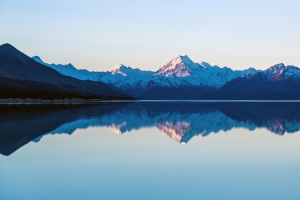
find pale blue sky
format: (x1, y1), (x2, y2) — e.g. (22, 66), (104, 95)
(1, 0), (299, 71)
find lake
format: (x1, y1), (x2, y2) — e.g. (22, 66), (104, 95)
(1, 102), (300, 200)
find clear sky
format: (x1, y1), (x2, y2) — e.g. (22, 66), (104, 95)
(1, 0), (299, 71)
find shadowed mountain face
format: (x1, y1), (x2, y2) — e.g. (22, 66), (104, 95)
(0, 44), (130, 99)
(1, 102), (300, 156)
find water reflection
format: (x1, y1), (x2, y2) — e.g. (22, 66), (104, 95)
(1, 102), (300, 156)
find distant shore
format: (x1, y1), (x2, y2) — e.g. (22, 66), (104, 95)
(2, 99), (300, 105)
(0, 98), (105, 104)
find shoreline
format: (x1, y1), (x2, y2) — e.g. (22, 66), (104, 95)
(0, 98), (104, 104)
(1, 99), (300, 104)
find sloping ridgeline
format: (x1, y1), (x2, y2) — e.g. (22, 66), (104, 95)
(0, 43), (131, 100)
(203, 64), (300, 100)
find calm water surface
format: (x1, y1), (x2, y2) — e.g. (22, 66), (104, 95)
(1, 102), (300, 200)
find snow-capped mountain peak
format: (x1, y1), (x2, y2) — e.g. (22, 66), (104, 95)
(110, 64), (128, 76)
(247, 63), (300, 81)
(156, 55), (201, 77)
(110, 64), (126, 71)
(265, 63), (300, 80)
(266, 63), (287, 80)
(266, 63), (286, 73)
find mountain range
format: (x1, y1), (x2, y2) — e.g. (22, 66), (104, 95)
(33, 52), (300, 100)
(206, 63), (300, 100)
(1, 43), (300, 100)
(0, 43), (130, 100)
(33, 54), (259, 99)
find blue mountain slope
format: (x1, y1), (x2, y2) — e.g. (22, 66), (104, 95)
(0, 44), (131, 99)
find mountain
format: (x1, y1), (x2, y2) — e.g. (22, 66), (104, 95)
(136, 55), (258, 99)
(33, 55), (258, 99)
(31, 51), (300, 100)
(155, 55), (257, 87)
(0, 44), (131, 99)
(207, 63), (300, 100)
(32, 56), (100, 80)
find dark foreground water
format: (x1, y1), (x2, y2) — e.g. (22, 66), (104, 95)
(1, 102), (300, 200)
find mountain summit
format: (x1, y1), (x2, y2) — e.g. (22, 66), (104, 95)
(264, 63), (300, 80)
(207, 63), (300, 100)
(156, 55), (200, 77)
(0, 43), (25, 58)
(110, 64), (130, 76)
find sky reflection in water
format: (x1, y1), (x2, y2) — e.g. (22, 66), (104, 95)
(0, 102), (300, 200)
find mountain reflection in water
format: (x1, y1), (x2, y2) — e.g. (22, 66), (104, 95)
(1, 102), (300, 156)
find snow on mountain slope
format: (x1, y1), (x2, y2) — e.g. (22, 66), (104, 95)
(33, 55), (300, 99)
(263, 63), (300, 80)
(98, 65), (154, 88)
(156, 55), (197, 77)
(232, 63), (300, 82)
(211, 63), (300, 100)
(32, 56), (154, 90)
(33, 55), (257, 89)
(32, 55), (259, 98)
(153, 55), (258, 88)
